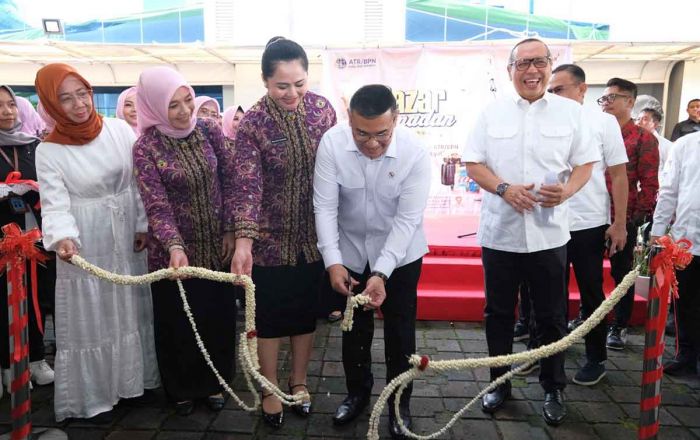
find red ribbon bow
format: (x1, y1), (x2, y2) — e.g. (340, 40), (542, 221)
(3, 171), (39, 192)
(0, 223), (49, 362)
(650, 236), (693, 302)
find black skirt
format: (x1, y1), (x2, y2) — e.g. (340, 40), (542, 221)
(151, 278), (237, 401)
(253, 258), (323, 338)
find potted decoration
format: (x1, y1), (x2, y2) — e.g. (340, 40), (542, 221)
(633, 222), (652, 299)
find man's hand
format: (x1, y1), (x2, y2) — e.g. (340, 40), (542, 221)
(133, 233), (148, 252)
(328, 264), (359, 296)
(605, 222), (627, 256)
(502, 184), (537, 213)
(649, 235), (660, 245)
(537, 183), (570, 208)
(56, 238), (78, 262)
(363, 276), (387, 310)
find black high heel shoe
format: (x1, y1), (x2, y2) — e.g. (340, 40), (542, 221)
(175, 400), (194, 416)
(207, 394), (225, 411)
(261, 392), (284, 428)
(289, 382), (312, 417)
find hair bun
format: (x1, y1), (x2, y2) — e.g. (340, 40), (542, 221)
(265, 36), (286, 49)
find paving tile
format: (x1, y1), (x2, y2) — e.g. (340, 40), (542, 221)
(495, 420), (550, 440)
(155, 432), (204, 440)
(105, 430), (155, 440)
(117, 407), (170, 430)
(570, 401), (626, 424)
(209, 409), (256, 433)
(665, 406), (700, 427)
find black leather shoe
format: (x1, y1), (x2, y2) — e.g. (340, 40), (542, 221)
(388, 406), (412, 439)
(542, 390), (567, 426)
(481, 382), (511, 414)
(175, 400), (194, 416)
(261, 393), (284, 429)
(332, 395), (369, 425)
(206, 394), (225, 412)
(289, 383), (312, 417)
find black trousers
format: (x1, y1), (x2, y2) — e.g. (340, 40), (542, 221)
(482, 246), (568, 392)
(517, 282), (539, 349)
(610, 223), (637, 327)
(341, 258), (422, 407)
(567, 225), (607, 363)
(675, 256), (700, 359)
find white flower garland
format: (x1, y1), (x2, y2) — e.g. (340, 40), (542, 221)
(69, 255), (308, 411)
(70, 254), (639, 438)
(363, 266), (640, 440)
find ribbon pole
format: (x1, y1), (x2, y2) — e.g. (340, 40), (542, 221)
(639, 245), (663, 440)
(638, 237), (693, 440)
(0, 223), (66, 440)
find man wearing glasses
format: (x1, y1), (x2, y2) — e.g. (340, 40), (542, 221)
(547, 64), (629, 386)
(463, 38), (599, 425)
(314, 84), (430, 439)
(598, 78), (659, 351)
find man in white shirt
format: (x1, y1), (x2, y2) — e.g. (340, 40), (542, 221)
(463, 38), (599, 426)
(651, 131), (700, 377)
(636, 107), (674, 180)
(547, 64), (629, 386)
(314, 84), (430, 439)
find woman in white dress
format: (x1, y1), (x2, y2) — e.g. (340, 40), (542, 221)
(34, 63), (159, 422)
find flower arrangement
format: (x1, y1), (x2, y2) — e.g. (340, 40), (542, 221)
(633, 222), (653, 276)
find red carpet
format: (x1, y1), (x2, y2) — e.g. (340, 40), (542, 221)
(418, 213), (648, 325)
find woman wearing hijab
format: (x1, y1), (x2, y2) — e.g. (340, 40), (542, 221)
(194, 96), (221, 124)
(133, 66), (238, 416)
(0, 85), (55, 395)
(15, 96), (47, 138)
(231, 37), (337, 428)
(34, 63), (159, 422)
(221, 105), (244, 141)
(116, 87), (139, 135)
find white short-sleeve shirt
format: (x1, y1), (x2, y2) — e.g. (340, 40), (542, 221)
(568, 105), (628, 231)
(462, 93), (600, 253)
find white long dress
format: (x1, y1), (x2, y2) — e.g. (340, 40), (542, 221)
(36, 118), (160, 421)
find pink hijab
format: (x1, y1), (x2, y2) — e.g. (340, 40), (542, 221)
(222, 105), (243, 139)
(136, 67), (196, 139)
(116, 86), (138, 134)
(15, 96), (46, 137)
(194, 96), (220, 118)
(36, 101), (55, 133)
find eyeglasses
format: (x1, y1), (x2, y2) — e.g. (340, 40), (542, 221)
(58, 88), (92, 107)
(547, 84), (578, 95)
(509, 56), (551, 71)
(596, 93), (632, 105)
(353, 127), (393, 143)
(198, 108), (219, 118)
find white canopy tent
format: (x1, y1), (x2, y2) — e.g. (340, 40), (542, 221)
(1, 39), (698, 131)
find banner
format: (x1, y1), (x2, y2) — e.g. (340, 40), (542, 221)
(321, 45), (572, 219)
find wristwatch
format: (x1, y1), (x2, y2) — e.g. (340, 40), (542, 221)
(495, 182), (511, 197)
(369, 271), (388, 284)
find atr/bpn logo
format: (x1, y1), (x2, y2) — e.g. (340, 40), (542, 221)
(335, 58), (348, 69)
(335, 57), (377, 69)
